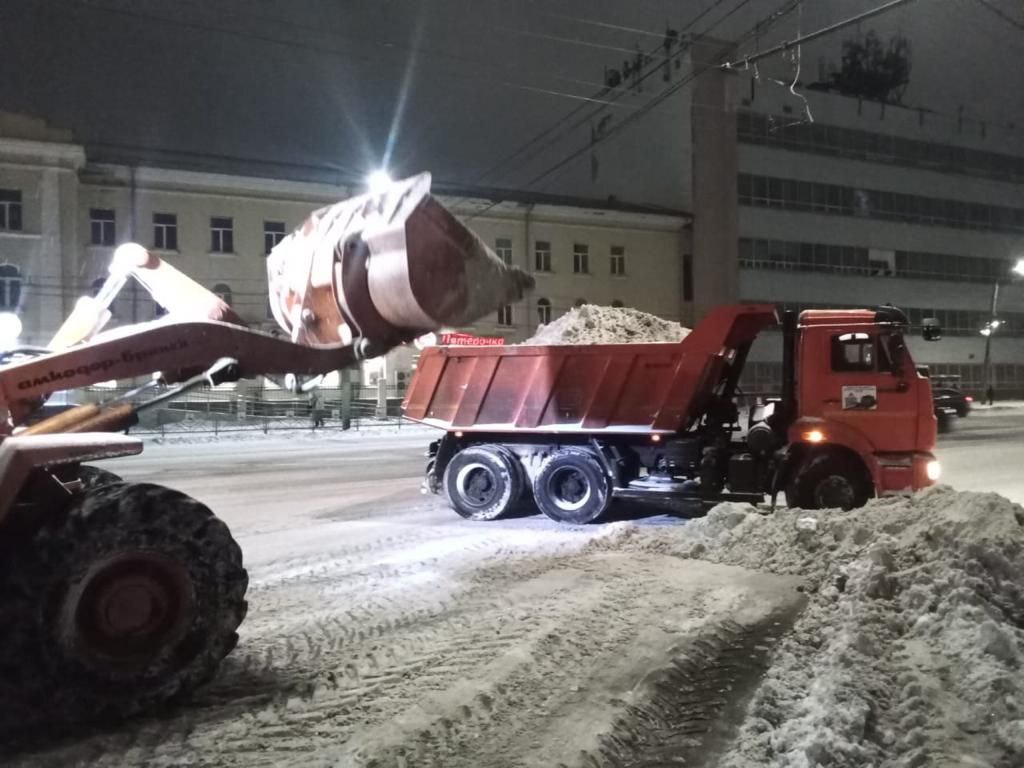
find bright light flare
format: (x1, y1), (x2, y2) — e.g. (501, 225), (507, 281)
(366, 170), (392, 195)
(0, 312), (22, 346)
(804, 429), (825, 444)
(980, 327), (992, 337)
(1013, 259), (1024, 277)
(926, 460), (942, 482)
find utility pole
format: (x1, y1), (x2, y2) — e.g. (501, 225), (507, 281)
(982, 280), (1000, 396)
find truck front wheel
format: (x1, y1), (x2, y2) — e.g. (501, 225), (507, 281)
(443, 445), (523, 521)
(786, 452), (871, 511)
(533, 449), (611, 524)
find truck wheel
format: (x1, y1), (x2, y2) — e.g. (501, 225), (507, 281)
(1, 482), (248, 727)
(533, 449), (611, 524)
(786, 453), (871, 511)
(443, 445), (523, 521)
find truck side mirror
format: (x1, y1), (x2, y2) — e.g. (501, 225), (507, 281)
(922, 318), (942, 341)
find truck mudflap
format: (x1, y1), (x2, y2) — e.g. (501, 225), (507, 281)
(874, 452), (941, 495)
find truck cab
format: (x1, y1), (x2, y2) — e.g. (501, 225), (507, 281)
(782, 307), (940, 509)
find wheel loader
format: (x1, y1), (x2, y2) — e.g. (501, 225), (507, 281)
(0, 174), (532, 731)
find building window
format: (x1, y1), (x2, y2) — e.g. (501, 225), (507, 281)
(573, 243), (589, 274)
(153, 213), (178, 251)
(497, 303), (513, 326)
(737, 173), (1024, 235)
(535, 240), (552, 272)
(212, 283), (233, 306)
(537, 297), (552, 325)
(90, 208), (116, 246)
(574, 298), (587, 307)
(737, 109), (1024, 184)
(211, 217), (234, 253)
(611, 299), (624, 308)
(0, 264), (22, 310)
(264, 221), (286, 255)
(610, 245), (626, 276)
(495, 237), (513, 266)
(0, 190), (22, 231)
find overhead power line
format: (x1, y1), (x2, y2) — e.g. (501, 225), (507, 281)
(972, 0), (1024, 32)
(527, 0), (924, 191)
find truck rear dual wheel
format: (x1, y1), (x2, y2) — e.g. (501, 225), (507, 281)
(0, 481), (248, 730)
(533, 449), (611, 524)
(444, 445), (525, 521)
(785, 452), (871, 511)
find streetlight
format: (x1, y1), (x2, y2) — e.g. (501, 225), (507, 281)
(365, 169), (392, 195)
(980, 258), (1024, 400)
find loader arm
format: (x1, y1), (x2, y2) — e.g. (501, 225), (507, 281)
(0, 173), (533, 430)
(0, 320), (380, 425)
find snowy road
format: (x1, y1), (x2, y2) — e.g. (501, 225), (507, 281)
(936, 407), (1024, 504)
(5, 430), (805, 768)
(3, 415), (1021, 767)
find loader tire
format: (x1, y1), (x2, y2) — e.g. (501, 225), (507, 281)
(77, 465), (123, 490)
(0, 482), (247, 729)
(444, 445), (523, 521)
(785, 452), (871, 511)
(533, 449), (611, 524)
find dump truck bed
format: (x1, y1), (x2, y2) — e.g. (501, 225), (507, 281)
(403, 304), (778, 434)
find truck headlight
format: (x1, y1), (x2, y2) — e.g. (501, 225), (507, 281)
(926, 460), (941, 481)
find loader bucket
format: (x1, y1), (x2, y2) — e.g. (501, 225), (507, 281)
(267, 173), (534, 347)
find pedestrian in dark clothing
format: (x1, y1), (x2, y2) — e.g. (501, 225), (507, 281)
(986, 385), (995, 406)
(310, 392), (325, 429)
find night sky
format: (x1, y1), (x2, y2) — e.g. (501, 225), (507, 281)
(1, 0), (1021, 208)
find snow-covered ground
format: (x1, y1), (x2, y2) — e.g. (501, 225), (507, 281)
(2, 413), (1022, 767)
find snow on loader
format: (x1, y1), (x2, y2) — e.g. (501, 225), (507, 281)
(0, 173), (532, 731)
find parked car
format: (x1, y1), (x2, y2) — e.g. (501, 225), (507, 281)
(933, 387), (972, 418)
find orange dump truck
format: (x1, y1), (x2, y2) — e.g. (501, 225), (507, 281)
(403, 304), (941, 522)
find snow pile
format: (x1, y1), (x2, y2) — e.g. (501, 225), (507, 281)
(523, 304), (690, 345)
(600, 486), (1024, 767)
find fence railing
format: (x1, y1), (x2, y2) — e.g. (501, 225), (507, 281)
(75, 384), (414, 437)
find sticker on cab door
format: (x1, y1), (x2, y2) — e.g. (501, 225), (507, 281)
(842, 385), (878, 410)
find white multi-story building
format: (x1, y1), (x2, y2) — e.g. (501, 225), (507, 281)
(727, 80), (1024, 395)
(0, 113), (691, 386)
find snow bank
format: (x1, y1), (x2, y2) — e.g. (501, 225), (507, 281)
(523, 304), (690, 345)
(600, 487), (1024, 767)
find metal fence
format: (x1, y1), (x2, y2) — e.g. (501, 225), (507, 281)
(79, 384), (413, 437)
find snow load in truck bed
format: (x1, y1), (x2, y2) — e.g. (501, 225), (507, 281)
(522, 305), (690, 345)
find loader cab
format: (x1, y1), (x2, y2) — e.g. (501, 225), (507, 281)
(791, 307), (938, 494)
